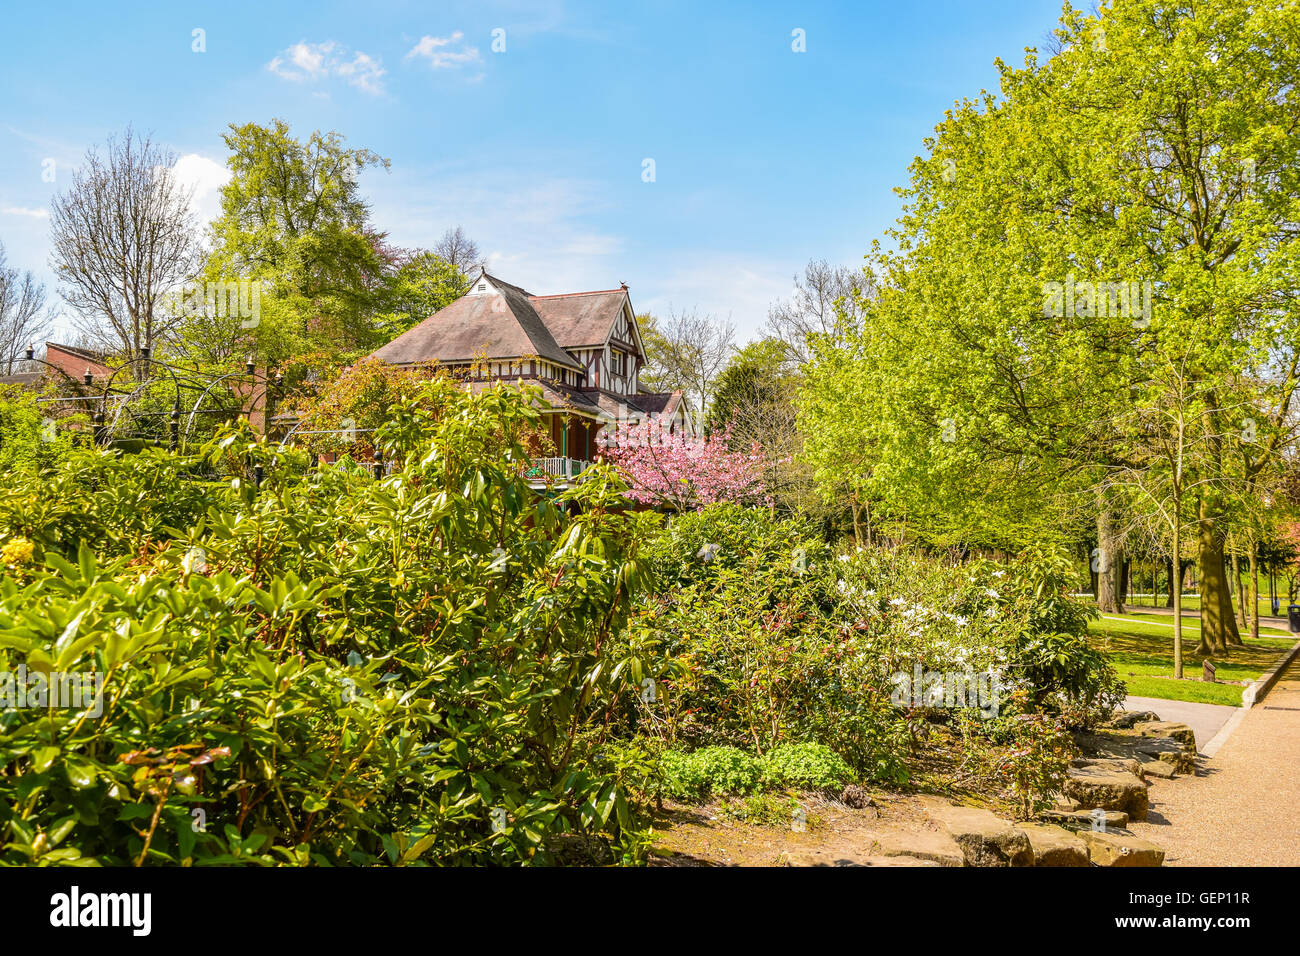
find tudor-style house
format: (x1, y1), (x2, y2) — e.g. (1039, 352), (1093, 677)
(365, 271), (693, 480)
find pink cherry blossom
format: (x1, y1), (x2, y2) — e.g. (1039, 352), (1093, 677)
(596, 418), (768, 511)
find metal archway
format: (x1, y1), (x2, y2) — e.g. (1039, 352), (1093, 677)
(26, 345), (266, 453)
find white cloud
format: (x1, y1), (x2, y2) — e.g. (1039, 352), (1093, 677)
(267, 41), (387, 95)
(637, 255), (792, 342)
(171, 153), (231, 226)
(0, 205), (48, 219)
(369, 166), (621, 294)
(405, 32), (482, 69)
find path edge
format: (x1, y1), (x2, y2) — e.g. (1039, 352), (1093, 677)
(1202, 635), (1300, 758)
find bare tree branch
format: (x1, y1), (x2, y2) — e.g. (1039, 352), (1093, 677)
(765, 259), (874, 365)
(0, 240), (51, 373)
(48, 127), (199, 359)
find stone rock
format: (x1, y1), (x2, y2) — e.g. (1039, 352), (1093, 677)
(840, 784), (876, 809)
(922, 801), (1034, 867)
(1034, 806), (1128, 832)
(1039, 808), (1129, 831)
(1133, 720), (1197, 751)
(1108, 710), (1161, 729)
(1134, 737), (1195, 773)
(1050, 793), (1082, 811)
(1079, 829), (1166, 867)
(1018, 822), (1090, 867)
(781, 848), (940, 867)
(1072, 756), (1145, 778)
(872, 829), (965, 867)
(1139, 759), (1177, 779)
(1063, 766), (1150, 820)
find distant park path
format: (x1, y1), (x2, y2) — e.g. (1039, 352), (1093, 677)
(1119, 604), (1292, 632)
(1127, 660), (1300, 866)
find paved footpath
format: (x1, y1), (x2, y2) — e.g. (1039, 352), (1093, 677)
(1127, 660), (1300, 866)
(1124, 695), (1235, 751)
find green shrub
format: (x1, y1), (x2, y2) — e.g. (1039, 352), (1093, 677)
(1002, 547), (1125, 726)
(758, 743), (852, 790)
(661, 747), (760, 799)
(987, 705), (1077, 820)
(641, 502), (830, 593)
(630, 504), (908, 781)
(0, 382), (661, 866)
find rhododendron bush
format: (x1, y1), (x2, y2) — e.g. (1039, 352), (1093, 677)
(618, 504), (1123, 794)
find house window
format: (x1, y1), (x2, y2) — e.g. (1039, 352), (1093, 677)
(477, 282), (486, 291)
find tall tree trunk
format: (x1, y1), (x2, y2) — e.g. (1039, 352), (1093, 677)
(1196, 497), (1239, 655)
(1118, 557), (1130, 605)
(1096, 509), (1125, 614)
(1172, 522), (1183, 679)
(1165, 556), (1176, 608)
(849, 497), (862, 549)
(1225, 550), (1244, 646)
(1232, 544), (1247, 628)
(1249, 536), (1260, 641)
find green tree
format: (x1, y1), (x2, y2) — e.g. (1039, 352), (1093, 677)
(372, 249), (469, 339)
(800, 0), (1300, 657)
(203, 119), (391, 360)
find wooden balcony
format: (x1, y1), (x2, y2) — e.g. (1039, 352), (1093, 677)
(524, 457), (591, 485)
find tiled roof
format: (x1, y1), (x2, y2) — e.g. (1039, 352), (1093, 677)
(530, 290), (628, 348)
(365, 274), (630, 368)
(464, 379), (603, 416)
(369, 273), (581, 370)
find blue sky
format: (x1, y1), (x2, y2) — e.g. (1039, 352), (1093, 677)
(1, 0), (1068, 342)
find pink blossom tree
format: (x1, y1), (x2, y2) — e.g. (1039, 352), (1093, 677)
(596, 417), (768, 512)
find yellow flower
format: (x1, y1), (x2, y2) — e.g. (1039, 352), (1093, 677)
(1, 538), (35, 566)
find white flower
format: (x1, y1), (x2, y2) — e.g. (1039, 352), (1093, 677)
(985, 588), (999, 599)
(889, 597), (906, 606)
(992, 570), (1005, 578)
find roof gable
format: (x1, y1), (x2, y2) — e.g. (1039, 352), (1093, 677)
(369, 272), (579, 370)
(528, 289), (630, 349)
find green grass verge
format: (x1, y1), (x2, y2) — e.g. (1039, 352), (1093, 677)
(1089, 613), (1295, 707)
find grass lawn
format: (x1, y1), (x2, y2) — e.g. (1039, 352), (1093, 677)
(1088, 613), (1296, 707)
